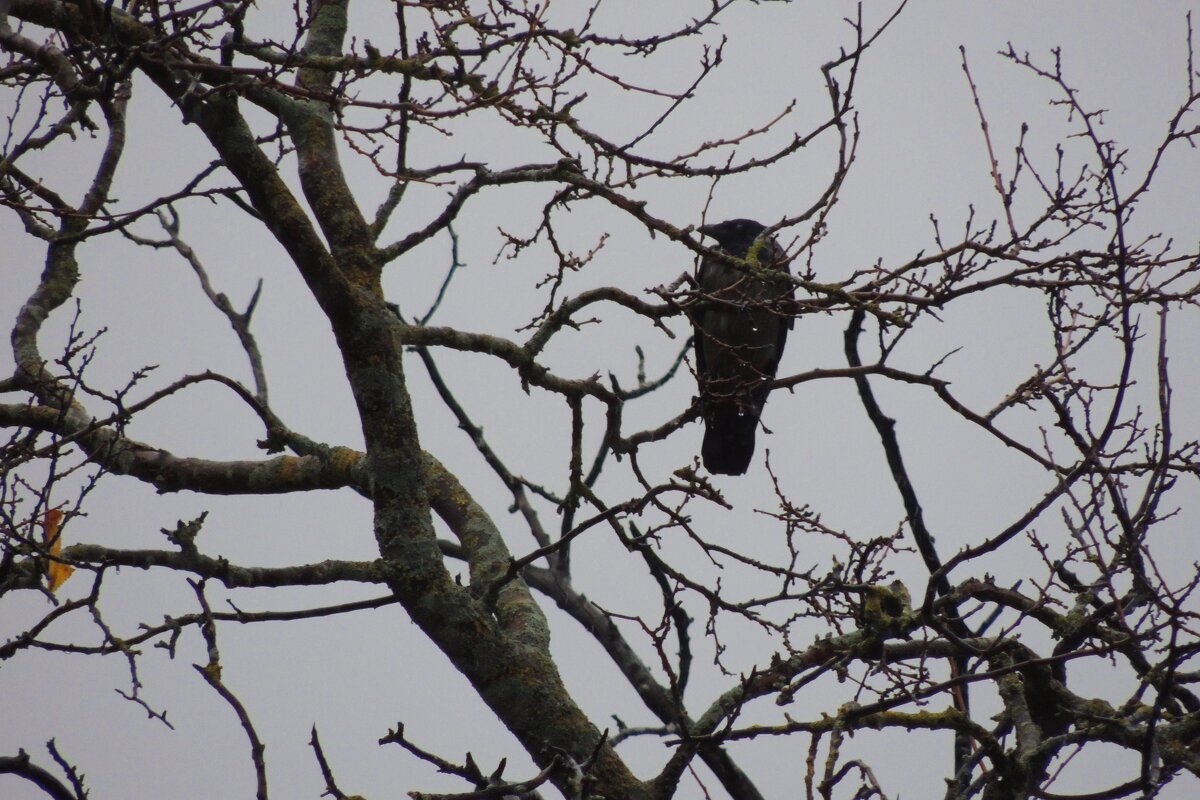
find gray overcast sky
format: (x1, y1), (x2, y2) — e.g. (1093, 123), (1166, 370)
(3, 2), (1199, 798)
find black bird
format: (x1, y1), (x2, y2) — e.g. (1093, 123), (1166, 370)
(692, 219), (793, 475)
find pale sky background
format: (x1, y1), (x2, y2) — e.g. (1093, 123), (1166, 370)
(3, 2), (1199, 798)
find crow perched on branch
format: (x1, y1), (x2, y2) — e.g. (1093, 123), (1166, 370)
(692, 219), (794, 475)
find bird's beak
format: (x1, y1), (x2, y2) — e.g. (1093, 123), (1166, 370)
(697, 223), (717, 239)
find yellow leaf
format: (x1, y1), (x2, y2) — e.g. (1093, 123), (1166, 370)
(42, 508), (75, 592)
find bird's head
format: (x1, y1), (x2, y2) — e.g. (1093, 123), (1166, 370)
(698, 218), (768, 252)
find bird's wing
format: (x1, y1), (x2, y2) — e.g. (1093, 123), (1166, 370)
(694, 255), (743, 393)
(740, 238), (792, 385)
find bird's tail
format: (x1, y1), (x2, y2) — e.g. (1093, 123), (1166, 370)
(702, 406), (759, 475)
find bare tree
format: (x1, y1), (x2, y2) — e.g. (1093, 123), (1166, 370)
(2, 2), (1199, 799)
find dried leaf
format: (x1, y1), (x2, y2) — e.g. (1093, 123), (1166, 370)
(42, 508), (75, 592)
